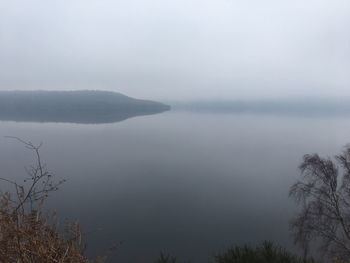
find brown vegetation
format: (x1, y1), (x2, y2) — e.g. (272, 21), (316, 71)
(0, 137), (102, 263)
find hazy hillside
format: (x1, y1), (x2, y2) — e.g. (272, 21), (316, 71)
(172, 98), (350, 117)
(0, 90), (170, 123)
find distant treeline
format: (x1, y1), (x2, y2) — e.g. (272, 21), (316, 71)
(173, 98), (350, 116)
(0, 90), (170, 123)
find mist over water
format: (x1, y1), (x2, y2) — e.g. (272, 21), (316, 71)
(0, 111), (348, 262)
(0, 0), (349, 261)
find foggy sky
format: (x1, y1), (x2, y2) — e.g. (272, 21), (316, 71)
(0, 0), (349, 101)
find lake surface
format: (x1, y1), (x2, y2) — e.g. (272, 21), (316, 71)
(0, 111), (349, 262)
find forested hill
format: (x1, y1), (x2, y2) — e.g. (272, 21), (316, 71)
(0, 90), (170, 123)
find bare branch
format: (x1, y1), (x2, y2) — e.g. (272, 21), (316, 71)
(291, 147), (350, 260)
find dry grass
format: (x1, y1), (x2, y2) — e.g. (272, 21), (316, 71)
(0, 195), (96, 263)
(0, 138), (104, 263)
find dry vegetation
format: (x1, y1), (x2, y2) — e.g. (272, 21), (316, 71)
(0, 137), (103, 263)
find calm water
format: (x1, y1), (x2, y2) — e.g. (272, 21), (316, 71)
(0, 111), (349, 262)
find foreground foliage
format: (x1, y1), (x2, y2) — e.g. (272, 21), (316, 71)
(0, 199), (91, 262)
(290, 146), (350, 260)
(0, 138), (101, 263)
(214, 241), (315, 263)
(154, 242), (315, 263)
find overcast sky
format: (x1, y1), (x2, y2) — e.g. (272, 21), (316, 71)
(0, 0), (349, 101)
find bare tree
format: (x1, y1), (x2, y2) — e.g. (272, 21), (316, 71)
(290, 146), (350, 260)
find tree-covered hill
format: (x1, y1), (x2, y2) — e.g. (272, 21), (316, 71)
(0, 90), (170, 123)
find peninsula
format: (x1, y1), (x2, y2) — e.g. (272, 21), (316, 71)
(0, 90), (171, 123)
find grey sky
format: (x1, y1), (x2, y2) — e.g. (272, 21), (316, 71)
(0, 0), (349, 101)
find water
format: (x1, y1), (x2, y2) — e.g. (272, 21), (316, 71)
(0, 111), (348, 262)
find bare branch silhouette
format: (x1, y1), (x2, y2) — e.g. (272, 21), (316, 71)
(1, 136), (65, 213)
(290, 146), (350, 260)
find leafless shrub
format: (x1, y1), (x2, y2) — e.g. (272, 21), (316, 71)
(0, 137), (103, 263)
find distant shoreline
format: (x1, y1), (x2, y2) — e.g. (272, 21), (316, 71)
(171, 99), (350, 117)
(0, 90), (170, 124)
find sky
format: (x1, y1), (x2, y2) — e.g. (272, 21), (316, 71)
(0, 0), (349, 101)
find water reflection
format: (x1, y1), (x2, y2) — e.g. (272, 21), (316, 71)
(0, 109), (170, 124)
